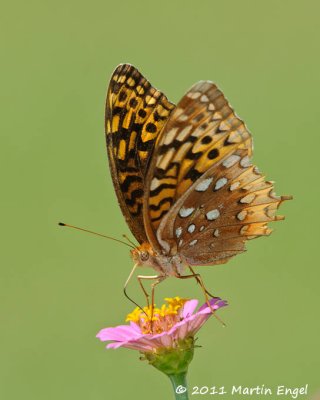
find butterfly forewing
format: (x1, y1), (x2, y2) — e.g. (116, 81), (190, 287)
(105, 64), (175, 244)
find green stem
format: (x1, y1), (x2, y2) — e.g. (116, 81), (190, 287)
(168, 372), (189, 400)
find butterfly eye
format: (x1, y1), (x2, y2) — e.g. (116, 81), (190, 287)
(140, 252), (149, 261)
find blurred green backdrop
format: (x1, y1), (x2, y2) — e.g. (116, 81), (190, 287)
(1, 0), (319, 399)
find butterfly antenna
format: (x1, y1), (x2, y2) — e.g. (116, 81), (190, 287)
(58, 222), (135, 249)
(122, 234), (137, 248)
(123, 263), (148, 317)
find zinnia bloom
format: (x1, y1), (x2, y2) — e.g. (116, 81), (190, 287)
(97, 297), (227, 400)
(97, 297), (227, 399)
(97, 297), (227, 353)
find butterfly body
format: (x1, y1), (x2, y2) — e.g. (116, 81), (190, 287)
(105, 64), (291, 282)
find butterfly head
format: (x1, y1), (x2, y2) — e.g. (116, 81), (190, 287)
(130, 243), (157, 267)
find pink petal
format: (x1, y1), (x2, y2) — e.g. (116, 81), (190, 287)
(96, 325), (140, 341)
(175, 320), (189, 340)
(158, 333), (173, 348)
(198, 298), (228, 313)
(188, 314), (210, 334)
(106, 342), (126, 349)
(107, 341), (151, 351)
(182, 299), (198, 318)
(128, 337), (157, 351)
(129, 321), (141, 332)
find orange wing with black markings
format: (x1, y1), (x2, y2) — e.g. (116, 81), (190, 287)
(106, 64), (291, 267)
(105, 64), (175, 244)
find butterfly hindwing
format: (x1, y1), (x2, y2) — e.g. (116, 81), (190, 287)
(144, 81), (252, 232)
(170, 149), (288, 265)
(144, 81), (290, 262)
(105, 64), (175, 244)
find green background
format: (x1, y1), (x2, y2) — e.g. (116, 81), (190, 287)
(1, 1), (319, 399)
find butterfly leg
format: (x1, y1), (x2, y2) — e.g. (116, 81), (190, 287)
(137, 275), (159, 307)
(177, 271), (225, 326)
(124, 267), (163, 320)
(137, 275), (165, 332)
(188, 265), (217, 298)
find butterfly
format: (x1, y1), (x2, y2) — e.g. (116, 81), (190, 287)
(105, 63), (292, 303)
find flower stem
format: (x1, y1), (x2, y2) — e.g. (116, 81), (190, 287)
(168, 372), (189, 400)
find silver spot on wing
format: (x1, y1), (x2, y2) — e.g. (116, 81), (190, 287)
(222, 155), (241, 168)
(175, 227), (182, 238)
(206, 209), (220, 220)
(214, 177), (228, 191)
(179, 207), (195, 218)
(188, 224), (196, 233)
(195, 177), (213, 192)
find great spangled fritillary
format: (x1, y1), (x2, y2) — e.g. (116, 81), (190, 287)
(105, 64), (292, 293)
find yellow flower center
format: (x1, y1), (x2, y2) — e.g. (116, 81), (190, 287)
(126, 297), (189, 334)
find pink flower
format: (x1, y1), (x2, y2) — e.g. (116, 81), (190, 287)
(96, 297), (227, 353)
